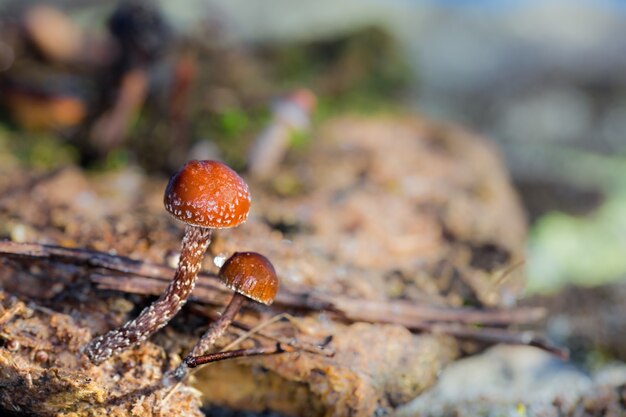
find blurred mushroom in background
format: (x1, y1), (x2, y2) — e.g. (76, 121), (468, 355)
(247, 88), (316, 182)
(89, 0), (171, 154)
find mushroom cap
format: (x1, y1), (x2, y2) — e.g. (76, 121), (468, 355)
(288, 88), (316, 115)
(219, 252), (279, 305)
(164, 160), (251, 229)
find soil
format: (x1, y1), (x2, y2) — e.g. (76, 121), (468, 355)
(0, 115), (528, 416)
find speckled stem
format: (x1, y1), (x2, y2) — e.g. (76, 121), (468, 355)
(189, 292), (245, 358)
(85, 225), (212, 364)
(171, 292), (245, 380)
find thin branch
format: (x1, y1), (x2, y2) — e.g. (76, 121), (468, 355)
(0, 240), (546, 328)
(420, 322), (569, 360)
(0, 240), (320, 308)
(192, 305), (565, 359)
(326, 296), (546, 326)
(185, 343), (291, 368)
(0, 240), (183, 279)
(0, 240), (564, 357)
(189, 305), (335, 357)
(91, 272), (545, 328)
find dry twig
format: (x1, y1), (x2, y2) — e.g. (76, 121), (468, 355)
(0, 240), (559, 355)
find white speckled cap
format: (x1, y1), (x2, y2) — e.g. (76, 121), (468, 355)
(164, 160), (251, 229)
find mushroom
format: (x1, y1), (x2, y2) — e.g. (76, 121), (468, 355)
(174, 251), (278, 377)
(85, 160), (250, 364)
(247, 88), (317, 181)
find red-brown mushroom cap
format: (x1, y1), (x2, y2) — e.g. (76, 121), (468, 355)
(219, 252), (279, 305)
(164, 160), (251, 228)
(288, 88), (317, 115)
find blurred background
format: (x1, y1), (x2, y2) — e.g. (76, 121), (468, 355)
(0, 0), (625, 355)
(2, 1), (626, 415)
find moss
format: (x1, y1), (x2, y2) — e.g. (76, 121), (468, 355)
(266, 26), (412, 99)
(0, 124), (79, 169)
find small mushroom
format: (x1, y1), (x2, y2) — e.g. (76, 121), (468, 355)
(175, 251), (278, 377)
(6, 339), (20, 352)
(34, 350), (49, 364)
(247, 88), (317, 181)
(85, 160), (250, 364)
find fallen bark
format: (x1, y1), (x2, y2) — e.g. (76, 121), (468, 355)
(0, 240), (546, 327)
(0, 240), (564, 360)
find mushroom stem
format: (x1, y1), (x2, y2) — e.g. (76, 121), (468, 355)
(85, 225), (211, 364)
(189, 292), (245, 358)
(172, 292), (245, 380)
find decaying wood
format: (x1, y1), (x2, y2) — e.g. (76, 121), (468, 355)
(0, 240), (545, 326)
(0, 240), (563, 358)
(94, 275), (566, 359)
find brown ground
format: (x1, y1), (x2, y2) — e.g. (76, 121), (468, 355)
(0, 115), (527, 416)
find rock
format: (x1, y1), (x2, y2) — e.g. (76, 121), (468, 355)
(396, 345), (626, 417)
